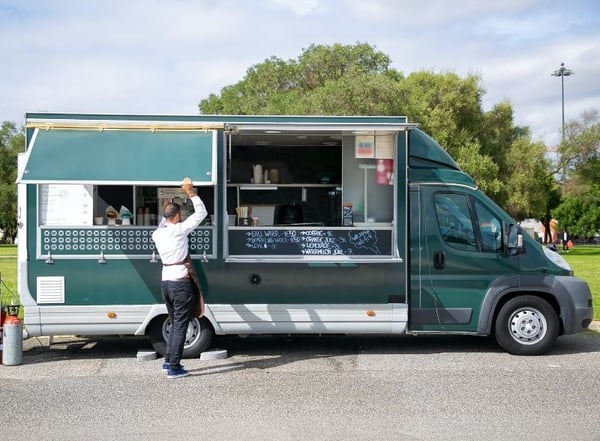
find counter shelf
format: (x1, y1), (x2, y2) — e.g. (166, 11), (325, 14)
(36, 225), (214, 260)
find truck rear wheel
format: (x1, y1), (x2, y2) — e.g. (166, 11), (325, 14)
(494, 295), (559, 355)
(148, 315), (214, 358)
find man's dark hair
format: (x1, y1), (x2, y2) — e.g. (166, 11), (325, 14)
(164, 202), (181, 220)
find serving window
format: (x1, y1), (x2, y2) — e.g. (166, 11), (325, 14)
(224, 124), (405, 261)
(19, 125), (219, 260)
(35, 184), (217, 260)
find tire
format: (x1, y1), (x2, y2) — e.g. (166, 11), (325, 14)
(494, 295), (559, 355)
(148, 315), (215, 358)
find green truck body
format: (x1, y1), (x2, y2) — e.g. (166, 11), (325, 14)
(17, 113), (593, 355)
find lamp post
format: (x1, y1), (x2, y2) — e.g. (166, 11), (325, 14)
(551, 62), (574, 182)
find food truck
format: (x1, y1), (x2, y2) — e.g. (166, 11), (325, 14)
(16, 113), (593, 356)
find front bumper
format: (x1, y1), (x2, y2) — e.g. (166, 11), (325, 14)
(555, 276), (594, 334)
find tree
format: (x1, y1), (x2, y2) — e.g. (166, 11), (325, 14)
(551, 109), (600, 238)
(503, 138), (553, 220)
(552, 187), (600, 239)
(557, 109), (600, 185)
(0, 121), (23, 242)
(200, 43), (400, 115)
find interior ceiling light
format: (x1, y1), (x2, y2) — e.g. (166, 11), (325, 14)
(265, 130), (281, 134)
(255, 140), (270, 146)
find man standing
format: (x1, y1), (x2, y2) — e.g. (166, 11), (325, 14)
(152, 177), (207, 378)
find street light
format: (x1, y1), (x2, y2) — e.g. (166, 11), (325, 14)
(551, 62), (574, 183)
(551, 62), (574, 142)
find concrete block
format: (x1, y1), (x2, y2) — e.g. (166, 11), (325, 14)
(200, 348), (228, 360)
(136, 350), (158, 361)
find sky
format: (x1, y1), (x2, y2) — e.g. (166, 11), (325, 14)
(1, 0), (599, 146)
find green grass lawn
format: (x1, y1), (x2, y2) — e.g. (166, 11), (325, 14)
(560, 245), (600, 320)
(1, 243), (598, 320)
(0, 244), (18, 307)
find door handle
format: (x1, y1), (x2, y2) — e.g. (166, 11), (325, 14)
(433, 251), (445, 269)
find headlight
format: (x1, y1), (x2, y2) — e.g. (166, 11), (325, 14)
(543, 246), (572, 271)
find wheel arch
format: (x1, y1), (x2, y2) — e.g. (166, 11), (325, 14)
(478, 275), (565, 336)
(136, 305), (222, 337)
(488, 291), (563, 337)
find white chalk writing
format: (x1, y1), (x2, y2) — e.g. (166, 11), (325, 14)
(233, 229), (388, 255)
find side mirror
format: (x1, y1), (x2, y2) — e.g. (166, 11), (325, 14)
(503, 223), (524, 256)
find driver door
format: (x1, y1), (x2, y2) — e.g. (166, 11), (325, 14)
(409, 185), (511, 332)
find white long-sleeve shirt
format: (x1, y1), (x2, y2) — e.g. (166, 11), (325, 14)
(151, 195), (207, 281)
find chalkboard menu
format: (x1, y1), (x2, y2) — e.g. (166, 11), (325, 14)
(229, 228), (392, 256)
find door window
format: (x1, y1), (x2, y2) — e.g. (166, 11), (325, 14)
(434, 194), (477, 251)
(434, 193), (502, 253)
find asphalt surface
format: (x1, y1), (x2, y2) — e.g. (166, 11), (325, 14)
(2, 330), (600, 441)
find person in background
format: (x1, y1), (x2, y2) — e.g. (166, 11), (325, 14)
(563, 231), (569, 251)
(151, 177), (207, 379)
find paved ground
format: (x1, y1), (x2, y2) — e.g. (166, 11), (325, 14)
(2, 329), (599, 441)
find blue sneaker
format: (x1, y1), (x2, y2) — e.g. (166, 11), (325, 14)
(167, 366), (190, 379)
(163, 362), (185, 372)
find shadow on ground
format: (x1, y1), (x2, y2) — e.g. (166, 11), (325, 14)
(19, 329), (599, 367)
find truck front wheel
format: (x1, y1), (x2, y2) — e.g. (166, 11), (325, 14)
(495, 295), (559, 355)
(148, 315), (214, 358)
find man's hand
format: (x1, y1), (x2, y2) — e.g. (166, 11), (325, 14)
(181, 177), (196, 197)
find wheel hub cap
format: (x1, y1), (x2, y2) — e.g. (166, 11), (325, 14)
(510, 308), (547, 345)
(163, 318), (201, 348)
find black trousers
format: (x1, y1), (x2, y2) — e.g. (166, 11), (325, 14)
(161, 279), (194, 368)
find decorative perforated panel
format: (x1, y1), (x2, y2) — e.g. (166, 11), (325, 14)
(39, 227), (213, 256)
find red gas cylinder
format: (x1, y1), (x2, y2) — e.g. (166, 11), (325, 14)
(2, 306), (23, 366)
